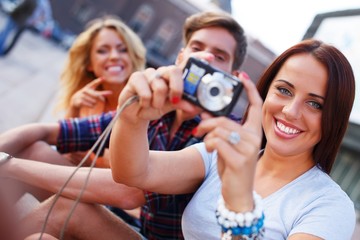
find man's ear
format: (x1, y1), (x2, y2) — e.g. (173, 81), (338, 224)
(232, 69), (240, 77)
(175, 48), (184, 65)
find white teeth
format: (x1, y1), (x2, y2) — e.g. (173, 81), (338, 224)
(107, 66), (123, 72)
(276, 121), (300, 134)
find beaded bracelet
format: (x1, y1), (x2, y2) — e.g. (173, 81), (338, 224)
(216, 192), (265, 240)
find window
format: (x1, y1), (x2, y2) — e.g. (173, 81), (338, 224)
(129, 4), (154, 36)
(147, 19), (177, 56)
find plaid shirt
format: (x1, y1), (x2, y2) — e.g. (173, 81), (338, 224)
(57, 111), (203, 239)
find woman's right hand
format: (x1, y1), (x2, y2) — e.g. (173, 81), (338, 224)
(116, 66), (198, 124)
(110, 66), (200, 187)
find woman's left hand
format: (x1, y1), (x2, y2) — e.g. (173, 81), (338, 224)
(194, 72), (263, 212)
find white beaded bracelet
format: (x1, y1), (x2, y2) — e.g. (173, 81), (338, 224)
(216, 191), (265, 239)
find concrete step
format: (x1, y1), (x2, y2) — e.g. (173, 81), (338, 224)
(0, 12), (67, 132)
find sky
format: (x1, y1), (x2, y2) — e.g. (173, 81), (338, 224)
(230, 0), (360, 54)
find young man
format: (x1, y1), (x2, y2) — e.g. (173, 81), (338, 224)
(0, 11), (247, 239)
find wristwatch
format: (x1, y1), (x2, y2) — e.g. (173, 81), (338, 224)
(0, 152), (13, 166)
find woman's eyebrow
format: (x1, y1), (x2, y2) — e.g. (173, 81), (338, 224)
(309, 93), (325, 101)
(276, 79), (294, 88)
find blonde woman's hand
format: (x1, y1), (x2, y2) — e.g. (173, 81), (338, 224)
(70, 78), (113, 110)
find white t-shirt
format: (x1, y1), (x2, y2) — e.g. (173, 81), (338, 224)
(182, 143), (356, 240)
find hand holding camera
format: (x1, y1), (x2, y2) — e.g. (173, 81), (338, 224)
(117, 57), (246, 122)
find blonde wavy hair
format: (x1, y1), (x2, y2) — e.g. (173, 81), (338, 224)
(56, 15), (146, 113)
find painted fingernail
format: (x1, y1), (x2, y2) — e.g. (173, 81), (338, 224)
(240, 71), (250, 80)
(171, 96), (180, 104)
(192, 127), (198, 135)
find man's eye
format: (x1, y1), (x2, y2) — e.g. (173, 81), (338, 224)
(191, 46), (201, 52)
(215, 55), (225, 62)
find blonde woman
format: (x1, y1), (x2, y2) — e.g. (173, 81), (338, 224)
(56, 15), (146, 167)
(57, 15), (146, 118)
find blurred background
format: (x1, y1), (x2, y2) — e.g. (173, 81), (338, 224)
(0, 0), (359, 238)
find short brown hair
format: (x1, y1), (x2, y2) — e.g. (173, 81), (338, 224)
(183, 11), (247, 71)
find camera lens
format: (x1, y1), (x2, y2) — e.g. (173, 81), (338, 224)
(210, 86), (220, 96)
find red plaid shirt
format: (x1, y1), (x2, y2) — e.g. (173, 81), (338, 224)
(57, 111), (203, 239)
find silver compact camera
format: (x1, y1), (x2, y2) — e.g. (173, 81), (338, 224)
(182, 57), (244, 116)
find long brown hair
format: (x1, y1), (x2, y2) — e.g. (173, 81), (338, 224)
(257, 39), (355, 174)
